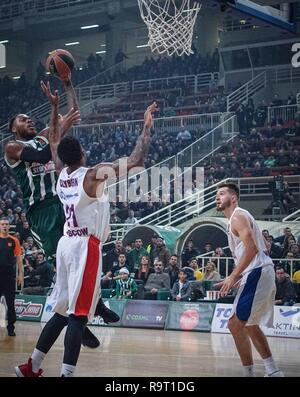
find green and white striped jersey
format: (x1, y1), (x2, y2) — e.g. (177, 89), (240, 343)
(5, 135), (58, 210)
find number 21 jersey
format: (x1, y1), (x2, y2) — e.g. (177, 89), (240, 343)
(57, 167), (110, 242)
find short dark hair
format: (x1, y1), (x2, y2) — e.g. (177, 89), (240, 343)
(0, 217), (9, 222)
(218, 182), (240, 199)
(57, 136), (82, 166)
(9, 116), (17, 133)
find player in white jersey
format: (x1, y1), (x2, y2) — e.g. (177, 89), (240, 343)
(215, 182), (284, 377)
(15, 83), (157, 377)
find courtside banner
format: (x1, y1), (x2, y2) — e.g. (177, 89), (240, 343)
(41, 298), (126, 326)
(15, 295), (46, 322)
(90, 299), (125, 327)
(165, 302), (215, 331)
(211, 303), (233, 334)
(121, 300), (169, 329)
(41, 296), (55, 323)
(212, 304), (300, 338)
(262, 306), (300, 338)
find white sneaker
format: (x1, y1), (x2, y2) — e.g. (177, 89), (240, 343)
(264, 370), (284, 377)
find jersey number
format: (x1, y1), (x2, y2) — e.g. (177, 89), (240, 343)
(65, 204), (78, 228)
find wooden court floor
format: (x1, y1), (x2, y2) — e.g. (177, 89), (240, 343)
(0, 321), (299, 377)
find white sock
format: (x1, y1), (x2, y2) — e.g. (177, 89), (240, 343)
(263, 356), (279, 375)
(243, 365), (255, 377)
(60, 363), (76, 377)
(31, 348), (46, 373)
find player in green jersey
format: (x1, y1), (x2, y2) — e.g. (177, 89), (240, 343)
(5, 79), (119, 348)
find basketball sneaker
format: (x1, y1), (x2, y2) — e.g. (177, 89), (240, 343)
(15, 358), (43, 377)
(264, 370), (284, 377)
(94, 298), (120, 324)
(82, 327), (100, 349)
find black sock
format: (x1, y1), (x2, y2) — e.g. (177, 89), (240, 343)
(36, 313), (69, 353)
(63, 314), (88, 366)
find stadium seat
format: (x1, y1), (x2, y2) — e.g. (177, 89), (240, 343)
(102, 289), (113, 299)
(157, 290), (171, 301)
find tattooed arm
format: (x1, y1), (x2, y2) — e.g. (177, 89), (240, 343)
(83, 102), (158, 198)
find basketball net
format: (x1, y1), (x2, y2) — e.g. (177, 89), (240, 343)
(137, 0), (201, 57)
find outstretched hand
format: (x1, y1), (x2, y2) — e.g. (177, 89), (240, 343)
(40, 80), (59, 106)
(59, 107), (81, 132)
(144, 102), (158, 130)
(214, 274), (241, 297)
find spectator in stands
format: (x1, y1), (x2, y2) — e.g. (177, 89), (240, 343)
(115, 49), (128, 64)
(281, 181), (297, 214)
(20, 221), (31, 243)
(181, 239), (199, 266)
(144, 259), (170, 300)
(213, 247), (233, 277)
(22, 253), (53, 295)
(134, 255), (154, 284)
(176, 126), (192, 141)
(203, 261), (221, 281)
(110, 253), (131, 275)
(113, 268), (137, 300)
(164, 254), (180, 288)
(245, 98), (254, 132)
(236, 103), (246, 136)
(151, 237), (171, 267)
(275, 266), (296, 306)
(170, 269), (192, 302)
(203, 243), (213, 255)
(110, 214), (121, 224)
(283, 236), (298, 258)
(289, 244), (300, 272)
(124, 209), (138, 227)
(292, 268), (300, 283)
(103, 240), (126, 273)
(127, 238), (148, 271)
(270, 94), (282, 107)
(146, 233), (158, 258)
(189, 257), (203, 281)
(262, 229), (269, 239)
(274, 227), (295, 252)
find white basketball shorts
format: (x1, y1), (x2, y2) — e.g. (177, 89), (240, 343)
(231, 265), (275, 327)
(48, 235), (102, 322)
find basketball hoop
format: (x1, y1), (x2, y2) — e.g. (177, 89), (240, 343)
(137, 0), (201, 57)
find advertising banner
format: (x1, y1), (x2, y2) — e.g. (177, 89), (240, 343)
(41, 298), (125, 327)
(212, 304), (300, 339)
(121, 300), (169, 329)
(41, 296), (55, 323)
(211, 304), (232, 334)
(15, 295), (46, 322)
(90, 300), (125, 327)
(262, 306), (300, 338)
(166, 302), (215, 331)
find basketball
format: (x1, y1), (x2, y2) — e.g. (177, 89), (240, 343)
(45, 49), (75, 81)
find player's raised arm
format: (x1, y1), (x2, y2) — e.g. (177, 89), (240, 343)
(45, 84), (63, 173)
(83, 102), (157, 198)
(95, 102), (157, 175)
(40, 80), (81, 139)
